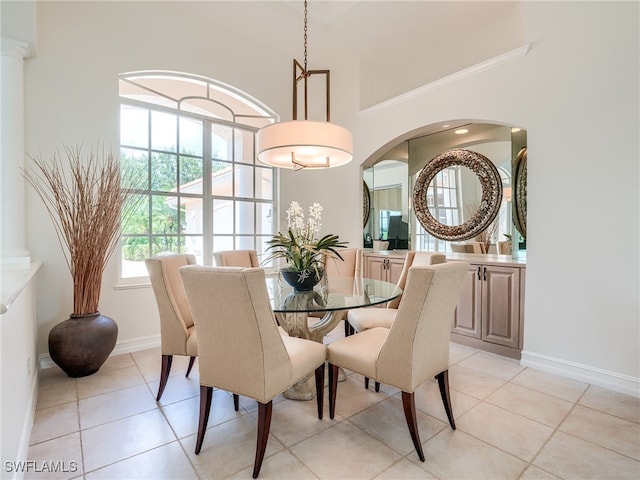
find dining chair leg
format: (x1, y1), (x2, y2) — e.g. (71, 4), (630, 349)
(401, 391), (425, 462)
(436, 370), (456, 429)
(364, 377), (370, 389)
(233, 394), (239, 411)
(375, 381), (380, 392)
(186, 356), (196, 377)
(314, 364), (325, 419)
(344, 319), (351, 337)
(195, 385), (213, 454)
(253, 401), (273, 478)
(156, 354), (173, 401)
(328, 363), (339, 419)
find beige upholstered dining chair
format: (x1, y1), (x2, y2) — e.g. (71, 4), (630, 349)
(145, 254), (199, 401)
(347, 251), (446, 331)
(213, 249), (260, 267)
(319, 247), (362, 336)
(179, 266), (327, 479)
(327, 262), (469, 462)
(347, 251), (446, 390)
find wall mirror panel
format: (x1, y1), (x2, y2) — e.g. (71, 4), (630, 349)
(363, 143), (409, 250)
(362, 121), (527, 256)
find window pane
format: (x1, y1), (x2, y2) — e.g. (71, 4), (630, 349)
(121, 240), (149, 278)
(152, 236), (183, 256)
(121, 149), (149, 190)
(212, 161), (232, 196)
(179, 156), (203, 194)
(257, 236), (274, 265)
(235, 164), (254, 198)
(213, 236), (233, 252)
(120, 105), (148, 148)
(234, 128), (254, 164)
(256, 203), (274, 235)
(179, 117), (203, 156)
(151, 153), (178, 191)
(122, 195), (149, 235)
(255, 167), (273, 200)
(213, 199), (233, 233)
(211, 124), (232, 160)
(236, 236), (255, 251)
(186, 236), (203, 264)
(182, 197), (203, 234)
(152, 195), (181, 234)
(151, 111), (177, 152)
(235, 200), (254, 234)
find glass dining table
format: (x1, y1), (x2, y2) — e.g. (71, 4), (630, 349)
(266, 274), (402, 399)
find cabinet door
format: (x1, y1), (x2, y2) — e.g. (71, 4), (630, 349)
(452, 264), (482, 338)
(481, 265), (520, 348)
(365, 255), (387, 281)
(386, 257), (405, 285)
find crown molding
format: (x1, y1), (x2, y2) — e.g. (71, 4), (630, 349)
(360, 44), (532, 116)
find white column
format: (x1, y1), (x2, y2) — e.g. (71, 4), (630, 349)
(1, 36), (31, 265)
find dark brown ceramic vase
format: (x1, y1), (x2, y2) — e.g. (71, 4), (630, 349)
(48, 312), (118, 377)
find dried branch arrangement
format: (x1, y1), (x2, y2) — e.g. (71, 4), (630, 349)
(22, 144), (140, 315)
(465, 200), (500, 253)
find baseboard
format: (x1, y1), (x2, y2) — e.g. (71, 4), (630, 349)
(39, 334), (161, 370)
(12, 368), (39, 480)
(521, 350), (640, 398)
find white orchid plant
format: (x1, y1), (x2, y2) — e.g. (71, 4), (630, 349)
(265, 201), (347, 277)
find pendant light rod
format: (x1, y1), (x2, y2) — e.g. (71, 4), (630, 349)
(293, 60), (330, 122)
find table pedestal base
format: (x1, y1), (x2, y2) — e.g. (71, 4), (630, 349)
(283, 365), (347, 400)
(275, 307), (348, 401)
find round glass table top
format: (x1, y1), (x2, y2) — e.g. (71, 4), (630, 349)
(267, 276), (402, 313)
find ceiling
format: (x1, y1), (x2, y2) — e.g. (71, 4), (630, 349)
(279, 1), (527, 108)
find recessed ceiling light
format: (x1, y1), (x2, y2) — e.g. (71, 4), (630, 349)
(441, 124), (450, 128)
(454, 128), (468, 135)
(511, 127), (521, 133)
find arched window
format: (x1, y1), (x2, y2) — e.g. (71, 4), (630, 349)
(119, 71), (277, 279)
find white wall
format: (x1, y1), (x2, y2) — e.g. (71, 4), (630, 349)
(19, 2), (639, 394)
(354, 2), (639, 392)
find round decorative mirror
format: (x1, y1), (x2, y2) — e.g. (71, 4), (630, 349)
(413, 149), (503, 241)
(513, 147), (527, 239)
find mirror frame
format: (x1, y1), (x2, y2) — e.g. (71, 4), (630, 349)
(513, 147), (527, 239)
(413, 148), (503, 241)
(363, 180), (371, 228)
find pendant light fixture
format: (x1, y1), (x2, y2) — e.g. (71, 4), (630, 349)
(256, 0), (353, 170)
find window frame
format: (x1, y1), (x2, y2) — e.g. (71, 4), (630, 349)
(118, 71), (278, 285)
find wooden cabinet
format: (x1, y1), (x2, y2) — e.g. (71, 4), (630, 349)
(364, 251), (526, 359)
(452, 262), (524, 358)
(363, 252), (406, 285)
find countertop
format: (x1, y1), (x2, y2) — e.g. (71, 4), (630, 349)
(363, 249), (526, 267)
(1, 262), (42, 314)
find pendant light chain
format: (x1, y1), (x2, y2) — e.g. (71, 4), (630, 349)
(302, 0), (309, 78)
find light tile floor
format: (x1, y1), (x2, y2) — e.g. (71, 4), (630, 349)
(27, 325), (640, 479)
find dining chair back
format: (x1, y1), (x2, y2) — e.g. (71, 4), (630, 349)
(213, 249), (260, 267)
(145, 254), (198, 401)
(327, 261), (469, 462)
(320, 247), (362, 336)
(387, 251), (446, 309)
(179, 265), (327, 478)
(324, 247), (361, 277)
